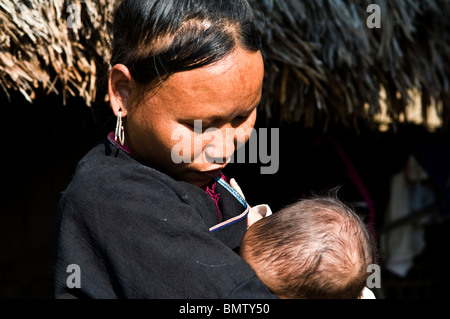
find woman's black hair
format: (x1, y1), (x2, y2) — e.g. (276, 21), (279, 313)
(111, 0), (261, 88)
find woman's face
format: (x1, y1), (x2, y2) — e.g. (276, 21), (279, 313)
(125, 48), (264, 187)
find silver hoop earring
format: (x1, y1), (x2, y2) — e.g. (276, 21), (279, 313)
(115, 109), (125, 146)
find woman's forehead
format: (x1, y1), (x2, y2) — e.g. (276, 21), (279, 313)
(148, 49), (264, 117)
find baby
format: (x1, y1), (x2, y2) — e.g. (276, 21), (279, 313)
(240, 192), (377, 299)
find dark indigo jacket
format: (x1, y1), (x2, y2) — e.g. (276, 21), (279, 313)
(54, 140), (277, 299)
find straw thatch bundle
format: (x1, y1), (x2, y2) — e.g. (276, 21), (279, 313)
(250, 0), (450, 130)
(0, 0), (114, 105)
(1, 0), (449, 130)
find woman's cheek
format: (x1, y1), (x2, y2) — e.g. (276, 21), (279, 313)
(167, 126), (195, 163)
(237, 114), (257, 145)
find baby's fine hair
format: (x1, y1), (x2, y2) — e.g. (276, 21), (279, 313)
(241, 194), (376, 299)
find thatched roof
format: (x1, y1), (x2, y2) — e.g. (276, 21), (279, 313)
(0, 0), (114, 106)
(1, 0), (449, 130)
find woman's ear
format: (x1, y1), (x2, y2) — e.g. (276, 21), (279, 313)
(108, 64), (133, 116)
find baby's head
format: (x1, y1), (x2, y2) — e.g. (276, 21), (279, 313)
(240, 195), (376, 299)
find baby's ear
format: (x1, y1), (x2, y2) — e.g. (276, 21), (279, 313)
(359, 287), (376, 299)
(247, 207), (263, 228)
(247, 204), (273, 228)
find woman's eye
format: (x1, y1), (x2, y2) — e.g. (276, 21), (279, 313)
(232, 115), (249, 125)
(184, 122), (210, 132)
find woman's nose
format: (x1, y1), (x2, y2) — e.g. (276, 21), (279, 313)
(203, 128), (236, 164)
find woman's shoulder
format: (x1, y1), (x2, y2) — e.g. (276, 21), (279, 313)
(59, 140), (191, 212)
(70, 140), (175, 189)
(58, 139), (217, 221)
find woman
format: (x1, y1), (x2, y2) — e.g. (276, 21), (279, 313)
(54, 0), (277, 298)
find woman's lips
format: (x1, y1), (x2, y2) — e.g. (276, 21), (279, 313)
(192, 168), (223, 180)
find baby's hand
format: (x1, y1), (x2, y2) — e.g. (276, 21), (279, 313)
(230, 178), (272, 227)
